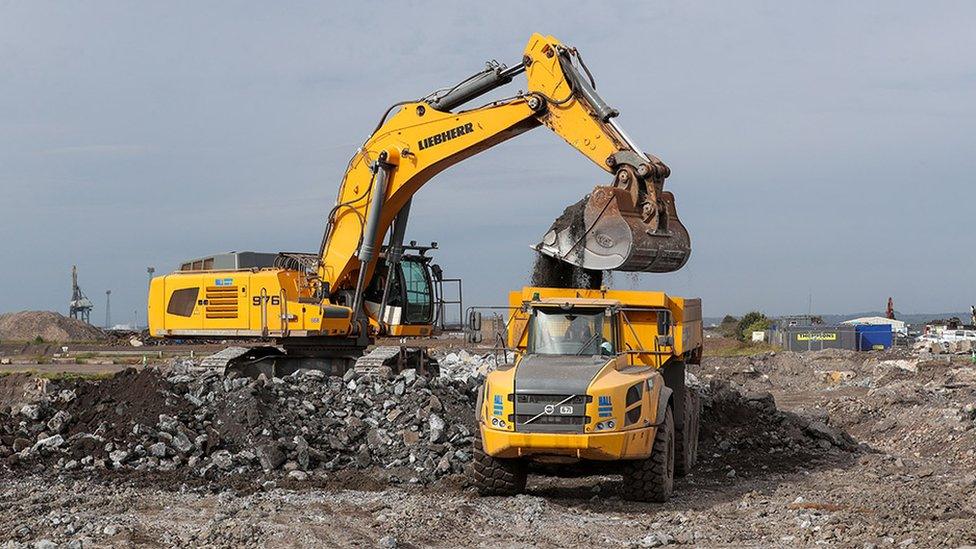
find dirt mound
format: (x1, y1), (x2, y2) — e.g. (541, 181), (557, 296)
(0, 311), (106, 342)
(700, 349), (882, 392)
(65, 368), (190, 441)
(696, 379), (860, 478)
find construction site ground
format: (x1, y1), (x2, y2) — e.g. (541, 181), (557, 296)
(2, 337), (976, 548)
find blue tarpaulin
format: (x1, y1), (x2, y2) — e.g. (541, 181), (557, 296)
(855, 324), (892, 350)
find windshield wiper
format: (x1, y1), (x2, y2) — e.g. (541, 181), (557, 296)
(575, 332), (602, 355)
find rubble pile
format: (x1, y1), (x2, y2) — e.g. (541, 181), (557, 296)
(433, 349), (512, 385)
(695, 348), (920, 393)
(915, 337), (975, 354)
(0, 311), (107, 342)
(0, 362), (478, 483)
(697, 379), (860, 474)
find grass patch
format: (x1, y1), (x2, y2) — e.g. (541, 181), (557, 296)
(705, 342), (780, 357)
(42, 371), (117, 382)
(0, 370), (116, 381)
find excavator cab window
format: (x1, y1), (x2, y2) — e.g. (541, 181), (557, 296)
(361, 256), (435, 326)
(401, 259), (433, 324)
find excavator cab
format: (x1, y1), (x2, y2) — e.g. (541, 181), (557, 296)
(362, 243), (439, 337)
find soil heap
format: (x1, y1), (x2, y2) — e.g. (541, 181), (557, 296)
(0, 311), (107, 342)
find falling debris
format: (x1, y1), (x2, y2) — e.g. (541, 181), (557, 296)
(530, 196), (603, 288)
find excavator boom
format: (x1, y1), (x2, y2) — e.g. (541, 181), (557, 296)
(319, 33), (691, 307)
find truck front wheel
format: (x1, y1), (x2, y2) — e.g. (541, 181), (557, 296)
(471, 440), (527, 496)
(620, 406), (674, 502)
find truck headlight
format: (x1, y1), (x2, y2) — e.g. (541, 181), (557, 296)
(490, 417), (508, 429)
(595, 419), (616, 431)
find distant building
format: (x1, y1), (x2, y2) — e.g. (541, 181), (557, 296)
(842, 316), (907, 336)
(772, 315), (823, 329)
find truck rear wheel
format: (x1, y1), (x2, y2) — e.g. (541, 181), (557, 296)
(621, 406), (674, 502)
(470, 439), (527, 496)
(676, 390), (700, 477)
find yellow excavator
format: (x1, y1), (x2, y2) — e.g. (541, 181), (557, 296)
(147, 33), (691, 375)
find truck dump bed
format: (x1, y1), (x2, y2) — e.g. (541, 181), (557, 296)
(506, 287), (702, 367)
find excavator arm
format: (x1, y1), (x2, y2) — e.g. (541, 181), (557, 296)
(319, 33), (691, 319)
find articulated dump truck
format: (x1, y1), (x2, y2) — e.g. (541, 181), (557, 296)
(471, 287), (703, 502)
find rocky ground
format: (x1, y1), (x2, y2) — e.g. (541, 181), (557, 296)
(1, 347), (975, 548)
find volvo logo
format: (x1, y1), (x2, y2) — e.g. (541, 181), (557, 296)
(544, 404), (573, 415)
(524, 395), (582, 425)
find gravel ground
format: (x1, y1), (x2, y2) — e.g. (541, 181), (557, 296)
(2, 349), (975, 548)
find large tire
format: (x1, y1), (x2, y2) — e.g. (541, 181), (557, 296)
(470, 439), (527, 496)
(675, 390), (700, 477)
(621, 406), (675, 502)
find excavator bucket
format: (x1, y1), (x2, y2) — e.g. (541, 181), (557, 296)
(535, 185), (691, 273)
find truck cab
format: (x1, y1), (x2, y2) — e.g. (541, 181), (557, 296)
(471, 287), (703, 502)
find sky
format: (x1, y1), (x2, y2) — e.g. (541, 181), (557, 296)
(1, 1), (974, 325)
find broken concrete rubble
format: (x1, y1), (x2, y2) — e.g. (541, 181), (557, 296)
(0, 359), (479, 483)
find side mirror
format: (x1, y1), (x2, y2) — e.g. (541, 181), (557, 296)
(467, 331), (483, 344)
(468, 310), (482, 332)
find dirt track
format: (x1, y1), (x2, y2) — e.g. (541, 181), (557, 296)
(3, 348), (976, 547)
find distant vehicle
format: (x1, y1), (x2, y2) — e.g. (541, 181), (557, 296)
(939, 330), (976, 343)
(915, 330), (976, 353)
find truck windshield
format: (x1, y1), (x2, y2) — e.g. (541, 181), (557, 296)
(528, 308), (614, 356)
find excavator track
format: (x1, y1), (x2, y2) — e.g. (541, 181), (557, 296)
(199, 346), (254, 370)
(198, 344), (439, 379)
(354, 346), (439, 377)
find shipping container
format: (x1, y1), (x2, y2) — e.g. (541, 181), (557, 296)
(855, 324), (892, 350)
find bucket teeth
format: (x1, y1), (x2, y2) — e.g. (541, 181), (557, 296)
(535, 186), (691, 274)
